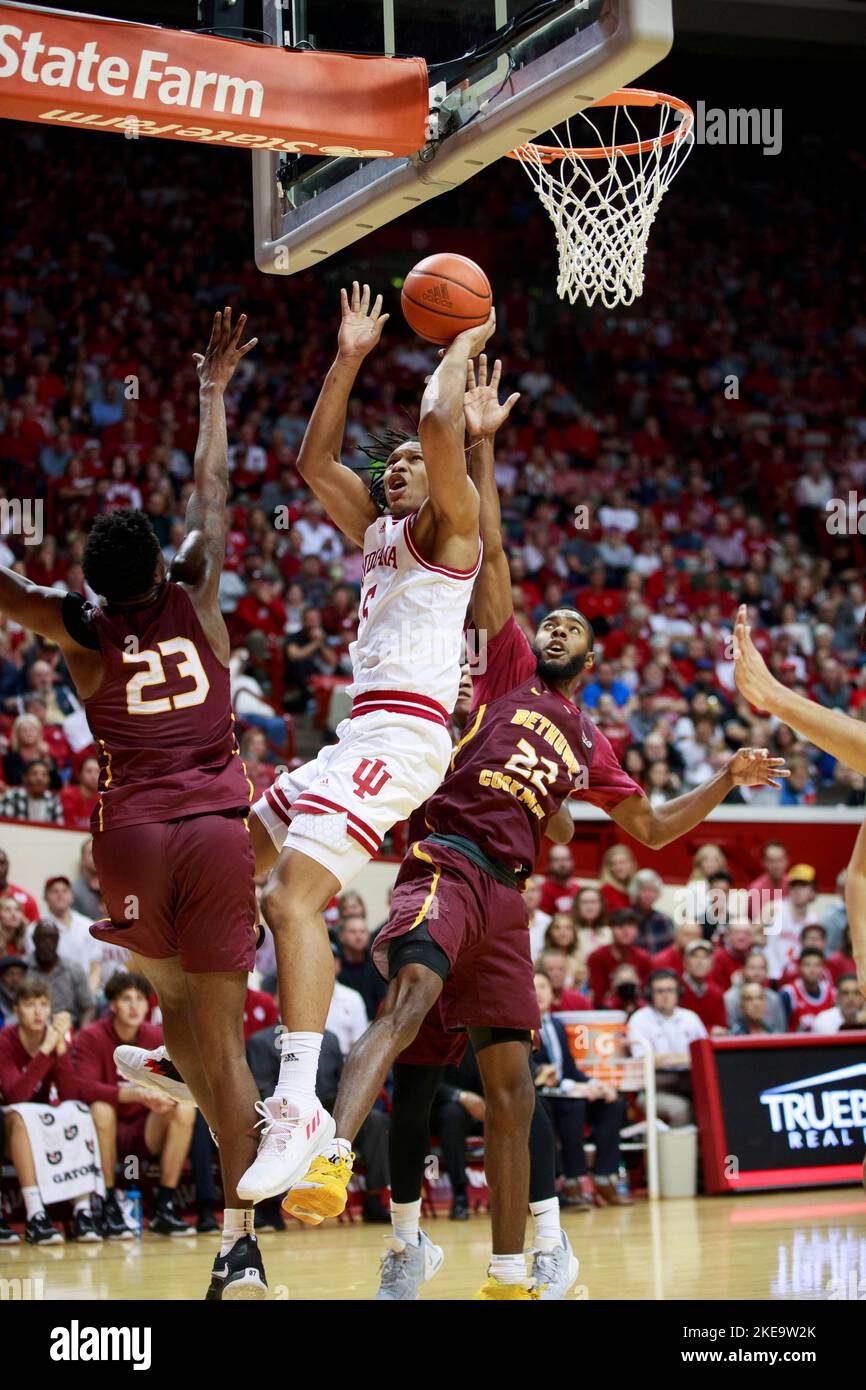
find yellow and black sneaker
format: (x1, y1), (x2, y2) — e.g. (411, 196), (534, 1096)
(473, 1277), (539, 1301)
(282, 1151), (355, 1226)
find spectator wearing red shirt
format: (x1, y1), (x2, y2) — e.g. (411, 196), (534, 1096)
(599, 843), (637, 914)
(779, 925), (834, 989)
(243, 987), (279, 1042)
(679, 940), (728, 1033)
(0, 980), (106, 1243)
(0, 848), (39, 924)
(60, 755), (100, 829)
(780, 950), (835, 1032)
(536, 949), (590, 1013)
(748, 839), (790, 903)
(72, 971), (195, 1237)
(0, 983), (78, 1105)
(574, 565), (621, 629)
(710, 923), (758, 991)
(234, 571), (288, 640)
(653, 920), (703, 979)
(538, 843), (581, 916)
(587, 910), (653, 1007)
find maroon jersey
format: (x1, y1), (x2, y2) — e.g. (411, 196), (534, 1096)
(78, 583), (251, 832)
(421, 617), (641, 872)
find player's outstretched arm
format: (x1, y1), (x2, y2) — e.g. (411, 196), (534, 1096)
(466, 354), (520, 642)
(733, 603), (866, 774)
(0, 567), (70, 643)
(174, 308), (257, 600)
(609, 748), (789, 850)
(295, 283), (387, 546)
(418, 311), (497, 543)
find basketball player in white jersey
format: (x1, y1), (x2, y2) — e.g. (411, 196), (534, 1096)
(236, 284), (499, 1200)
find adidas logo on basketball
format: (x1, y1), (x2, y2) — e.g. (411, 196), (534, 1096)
(422, 283), (452, 308)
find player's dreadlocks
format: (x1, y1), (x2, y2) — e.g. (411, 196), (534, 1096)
(356, 428), (416, 513)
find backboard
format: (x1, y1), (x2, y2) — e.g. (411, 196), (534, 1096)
(253, 0), (675, 275)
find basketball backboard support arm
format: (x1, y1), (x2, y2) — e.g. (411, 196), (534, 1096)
(253, 0), (674, 276)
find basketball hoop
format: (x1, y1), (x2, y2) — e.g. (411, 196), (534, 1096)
(508, 89), (694, 309)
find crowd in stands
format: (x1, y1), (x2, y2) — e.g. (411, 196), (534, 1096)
(1, 826), (862, 1239)
(2, 118), (866, 814)
(1, 102), (865, 1233)
(528, 837), (865, 1138)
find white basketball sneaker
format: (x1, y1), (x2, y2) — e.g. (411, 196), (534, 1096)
(236, 1097), (336, 1203)
(114, 1045), (195, 1105)
(530, 1230), (580, 1300)
(376, 1232), (444, 1300)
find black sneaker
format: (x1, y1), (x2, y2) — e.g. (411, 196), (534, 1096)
(254, 1199), (285, 1233)
(205, 1252), (228, 1300)
(449, 1193), (469, 1221)
(196, 1207), (221, 1235)
(100, 1194), (134, 1241)
(0, 1214), (20, 1245)
(362, 1192), (391, 1224)
(25, 1211), (64, 1245)
(150, 1199), (195, 1237)
(72, 1208), (103, 1243)
(207, 1235), (267, 1301)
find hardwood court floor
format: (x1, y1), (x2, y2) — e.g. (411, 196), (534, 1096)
(3, 1188), (865, 1301)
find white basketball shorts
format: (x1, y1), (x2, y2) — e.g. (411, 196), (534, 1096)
(252, 707), (452, 888)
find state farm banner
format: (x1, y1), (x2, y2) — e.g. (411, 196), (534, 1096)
(0, 4), (429, 155)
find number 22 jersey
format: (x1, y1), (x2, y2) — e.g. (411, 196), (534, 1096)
(422, 616), (642, 873)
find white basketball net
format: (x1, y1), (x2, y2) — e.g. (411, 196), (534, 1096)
(512, 96), (694, 309)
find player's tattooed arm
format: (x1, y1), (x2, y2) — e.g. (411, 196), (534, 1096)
(609, 748), (789, 849)
(466, 354), (520, 641)
(174, 308), (257, 596)
(418, 311), (496, 546)
(295, 283), (385, 547)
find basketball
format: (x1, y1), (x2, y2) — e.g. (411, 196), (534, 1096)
(401, 253), (493, 345)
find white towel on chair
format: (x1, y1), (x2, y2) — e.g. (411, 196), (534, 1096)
(4, 1100), (105, 1207)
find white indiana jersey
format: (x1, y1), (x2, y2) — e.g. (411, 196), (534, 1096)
(348, 510), (481, 715)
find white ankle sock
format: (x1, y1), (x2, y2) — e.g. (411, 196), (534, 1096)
(391, 1198), (421, 1247)
(221, 1207), (255, 1258)
(274, 1031), (322, 1108)
(529, 1195), (561, 1250)
(72, 1195), (91, 1215)
(489, 1253), (527, 1285)
(23, 1186), (44, 1220)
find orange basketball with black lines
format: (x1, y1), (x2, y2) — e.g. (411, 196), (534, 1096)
(401, 253), (492, 346)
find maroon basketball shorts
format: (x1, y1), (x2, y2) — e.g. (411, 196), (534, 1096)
(90, 809), (258, 973)
(117, 1111), (151, 1161)
(372, 838), (540, 1038)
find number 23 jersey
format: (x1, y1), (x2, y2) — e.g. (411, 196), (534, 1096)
(423, 616), (642, 873)
(68, 583), (251, 832)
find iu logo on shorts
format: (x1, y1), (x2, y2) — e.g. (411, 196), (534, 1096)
(352, 758), (392, 800)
